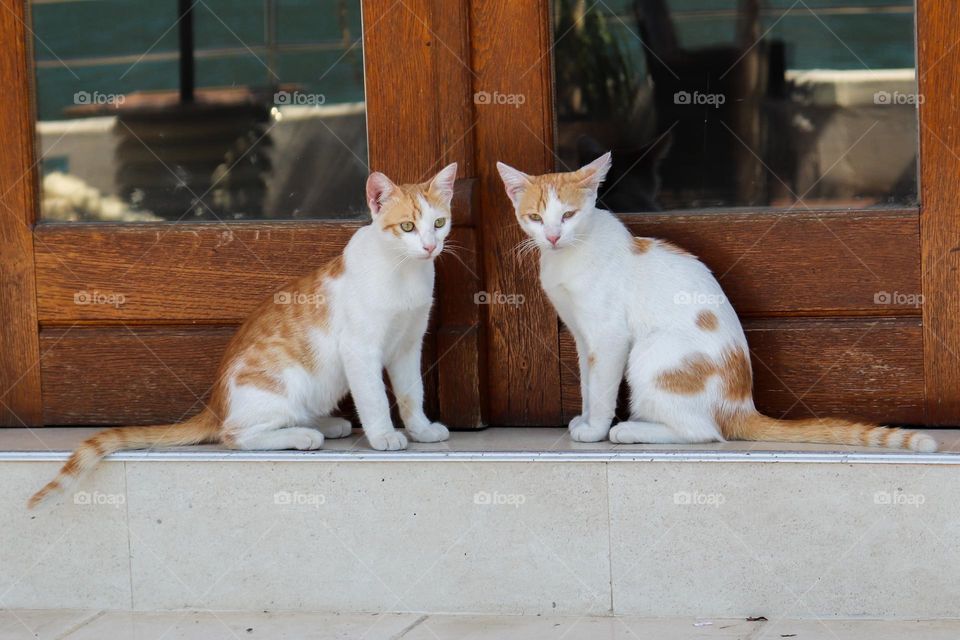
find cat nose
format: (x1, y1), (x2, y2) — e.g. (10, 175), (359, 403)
(546, 233), (560, 246)
(423, 242), (437, 253)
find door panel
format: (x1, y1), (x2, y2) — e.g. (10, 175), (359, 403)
(33, 181), (473, 323)
(621, 209), (921, 316)
(39, 324), (441, 425)
(471, 0), (940, 427)
(0, 0), (484, 428)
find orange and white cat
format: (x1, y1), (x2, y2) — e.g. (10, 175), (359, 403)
(29, 164), (458, 508)
(497, 154), (937, 452)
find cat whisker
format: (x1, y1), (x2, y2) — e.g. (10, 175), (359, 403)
(441, 248), (479, 278)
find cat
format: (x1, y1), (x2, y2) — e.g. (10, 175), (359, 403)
(29, 164), (458, 509)
(496, 154), (937, 452)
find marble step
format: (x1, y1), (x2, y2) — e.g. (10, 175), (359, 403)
(2, 427), (957, 617)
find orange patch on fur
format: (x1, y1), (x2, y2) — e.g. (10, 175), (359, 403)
(632, 237), (653, 254)
(656, 353), (716, 395)
(222, 251), (346, 399)
(515, 169), (594, 217)
(657, 240), (692, 257)
(61, 455), (80, 476)
(588, 353), (597, 369)
(324, 254), (345, 279)
(695, 310), (718, 331)
(656, 345), (752, 400)
(719, 346), (752, 401)
(380, 181), (450, 234)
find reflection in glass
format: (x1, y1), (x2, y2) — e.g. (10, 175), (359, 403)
(33, 0), (368, 222)
(553, 0), (919, 213)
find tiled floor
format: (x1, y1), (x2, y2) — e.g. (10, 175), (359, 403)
(2, 610), (959, 640)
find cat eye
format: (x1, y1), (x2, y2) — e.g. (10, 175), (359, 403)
(528, 213), (543, 223)
(400, 221), (415, 232)
(562, 210), (578, 221)
(434, 218), (446, 229)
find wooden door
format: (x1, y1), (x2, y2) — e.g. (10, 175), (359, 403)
(4, 0), (960, 431)
(468, 0), (960, 427)
(0, 0), (483, 429)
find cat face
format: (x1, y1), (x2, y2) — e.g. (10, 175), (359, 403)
(496, 153), (611, 251)
(366, 163), (457, 260)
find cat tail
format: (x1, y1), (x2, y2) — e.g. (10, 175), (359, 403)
(28, 410), (220, 509)
(727, 411), (937, 453)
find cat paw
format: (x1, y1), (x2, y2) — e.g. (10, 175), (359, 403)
(408, 422), (450, 443)
(570, 422), (610, 443)
(292, 429), (325, 450)
(367, 430), (409, 451)
(568, 415), (588, 431)
(314, 417), (353, 439)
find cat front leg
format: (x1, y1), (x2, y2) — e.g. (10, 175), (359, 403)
(572, 336), (628, 442)
(341, 340), (408, 450)
(387, 344), (449, 443)
(568, 329), (592, 431)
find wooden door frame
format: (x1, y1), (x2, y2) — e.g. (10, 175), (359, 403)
(469, 0), (960, 426)
(917, 3), (960, 424)
(0, 0), (42, 427)
(0, 0), (484, 428)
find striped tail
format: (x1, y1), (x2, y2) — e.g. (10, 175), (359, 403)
(728, 411), (937, 452)
(28, 411), (220, 509)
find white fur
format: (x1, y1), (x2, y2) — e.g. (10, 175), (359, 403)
(226, 165), (457, 451)
(497, 156), (749, 444)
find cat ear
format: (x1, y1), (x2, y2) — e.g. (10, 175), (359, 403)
(428, 162), (458, 203)
(496, 162), (532, 207)
(575, 151), (612, 191)
(366, 171), (395, 217)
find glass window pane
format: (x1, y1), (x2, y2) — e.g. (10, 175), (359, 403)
(553, 0), (919, 213)
(33, 0), (368, 222)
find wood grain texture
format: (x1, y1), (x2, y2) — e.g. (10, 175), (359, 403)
(40, 326), (231, 425)
(0, 1), (43, 426)
(39, 324), (451, 426)
(918, 3), (960, 423)
(560, 317), (925, 426)
(471, 0), (561, 425)
(364, 0), (435, 182)
(35, 222), (362, 322)
(34, 181), (475, 324)
(435, 226), (485, 426)
(622, 209), (921, 316)
(364, 0), (483, 427)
